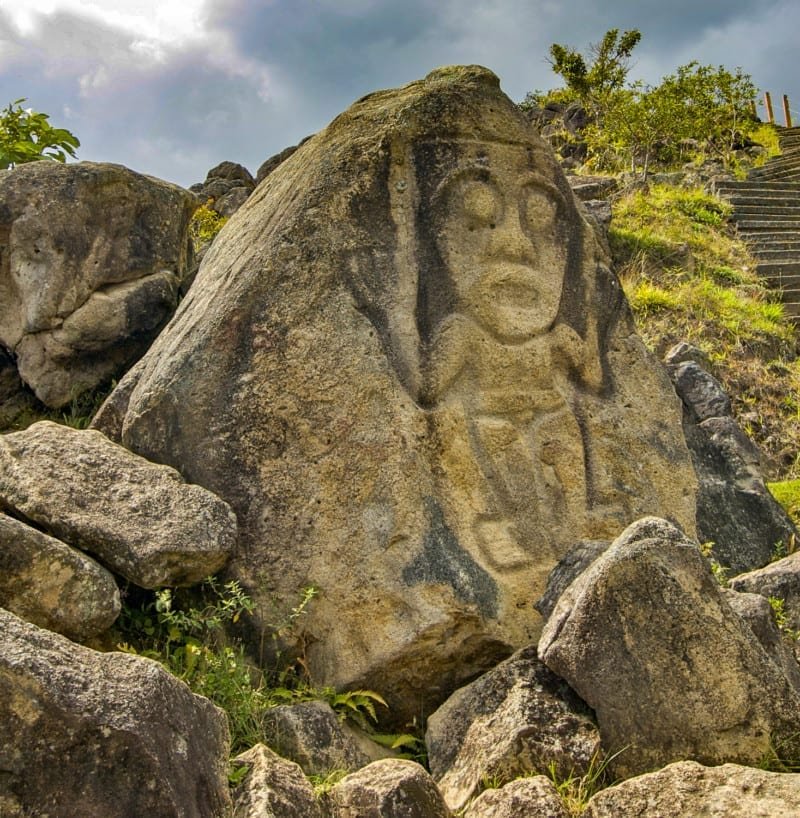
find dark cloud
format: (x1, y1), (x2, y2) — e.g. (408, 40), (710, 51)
(0, 1), (798, 188)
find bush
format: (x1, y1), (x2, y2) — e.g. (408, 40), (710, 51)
(0, 98), (79, 168)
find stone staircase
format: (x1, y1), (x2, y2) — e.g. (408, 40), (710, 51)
(715, 126), (800, 319)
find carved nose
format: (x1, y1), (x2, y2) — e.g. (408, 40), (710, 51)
(487, 210), (535, 263)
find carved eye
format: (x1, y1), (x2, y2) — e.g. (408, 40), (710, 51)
(461, 181), (500, 231)
(521, 186), (559, 236)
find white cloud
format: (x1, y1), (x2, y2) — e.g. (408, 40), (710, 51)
(0, 0), (209, 45)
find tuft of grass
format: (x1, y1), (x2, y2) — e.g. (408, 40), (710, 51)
(768, 480), (800, 528)
(543, 750), (623, 817)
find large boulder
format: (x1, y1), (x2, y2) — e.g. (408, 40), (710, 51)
(584, 761), (800, 817)
(0, 608), (231, 818)
(0, 161), (196, 408)
(0, 421), (236, 587)
(539, 517), (800, 778)
(666, 349), (796, 572)
(93, 65), (696, 718)
(426, 646), (600, 812)
(0, 511), (120, 641)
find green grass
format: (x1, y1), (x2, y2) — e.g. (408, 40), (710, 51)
(114, 578), (391, 757)
(768, 479), (800, 528)
(611, 182), (800, 480)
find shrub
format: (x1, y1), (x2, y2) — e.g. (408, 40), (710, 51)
(0, 98), (79, 168)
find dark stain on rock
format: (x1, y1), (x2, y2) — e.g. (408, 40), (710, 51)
(403, 497), (498, 618)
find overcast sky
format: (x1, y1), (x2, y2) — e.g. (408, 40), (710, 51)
(1, 0), (797, 188)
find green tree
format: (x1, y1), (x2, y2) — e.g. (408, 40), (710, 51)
(579, 62), (757, 178)
(0, 98), (80, 169)
(548, 28), (642, 119)
(667, 62), (757, 159)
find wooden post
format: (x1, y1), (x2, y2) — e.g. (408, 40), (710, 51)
(749, 99), (758, 119)
(783, 95), (793, 128)
(764, 91), (774, 124)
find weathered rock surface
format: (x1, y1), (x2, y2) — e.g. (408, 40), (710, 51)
(327, 759), (450, 818)
(0, 608), (231, 818)
(667, 351), (796, 572)
(231, 743), (322, 818)
(255, 140), (311, 184)
(539, 517), (800, 778)
(534, 539), (608, 622)
(94, 65), (696, 718)
(0, 511), (120, 641)
(583, 761), (800, 817)
(723, 587), (800, 693)
(731, 552), (800, 630)
(462, 777), (568, 818)
(426, 645), (599, 812)
(0, 421), (236, 587)
(0, 161), (196, 407)
(261, 700), (370, 776)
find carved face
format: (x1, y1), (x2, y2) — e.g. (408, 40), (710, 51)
(434, 146), (568, 343)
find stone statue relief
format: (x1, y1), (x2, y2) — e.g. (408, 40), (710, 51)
(411, 142), (603, 572)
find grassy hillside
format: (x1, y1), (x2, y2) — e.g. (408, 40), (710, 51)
(609, 182), (800, 481)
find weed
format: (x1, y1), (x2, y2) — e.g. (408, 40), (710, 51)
(758, 732), (800, 773)
(189, 202), (228, 249)
(768, 480), (800, 528)
(309, 769), (348, 798)
(699, 542), (729, 586)
(115, 577), (387, 756)
(543, 749), (623, 817)
(768, 596), (800, 642)
(371, 732), (428, 765)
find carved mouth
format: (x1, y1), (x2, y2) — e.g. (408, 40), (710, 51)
(478, 266), (539, 305)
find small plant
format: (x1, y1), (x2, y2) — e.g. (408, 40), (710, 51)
(322, 688), (388, 731)
(0, 98), (79, 168)
(189, 202), (228, 248)
(768, 596), (800, 642)
(699, 541), (729, 586)
(543, 749), (623, 817)
(768, 481), (800, 528)
(758, 732), (800, 773)
(116, 578), (389, 755)
(371, 732), (428, 765)
(309, 769), (348, 798)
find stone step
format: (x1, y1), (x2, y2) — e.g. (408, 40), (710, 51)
(749, 247), (800, 262)
(751, 167), (800, 182)
(735, 219), (800, 230)
(755, 261), (800, 280)
(723, 196), (800, 209)
(730, 204), (800, 217)
(714, 181), (800, 193)
(752, 156), (800, 169)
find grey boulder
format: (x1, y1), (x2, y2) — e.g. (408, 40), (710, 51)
(0, 421), (236, 587)
(0, 511), (120, 641)
(0, 608), (231, 818)
(326, 759), (450, 818)
(231, 743), (322, 818)
(584, 761), (800, 817)
(426, 645), (599, 812)
(0, 161), (196, 407)
(539, 517), (800, 778)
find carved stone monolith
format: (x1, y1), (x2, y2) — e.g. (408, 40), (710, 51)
(94, 66), (696, 718)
